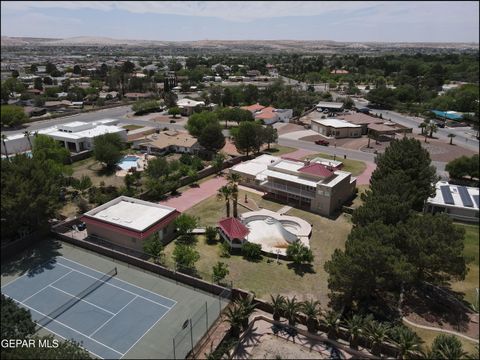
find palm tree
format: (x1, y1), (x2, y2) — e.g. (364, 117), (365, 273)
(269, 294), (286, 322)
(224, 304), (243, 338)
(344, 314), (364, 349)
(447, 133), (456, 145)
(227, 172), (242, 218)
(24, 130), (32, 149)
(323, 310), (341, 340)
(364, 320), (391, 356)
(419, 121), (428, 136)
(389, 326), (423, 359)
(301, 299), (321, 333)
(429, 334), (468, 359)
(235, 294), (256, 330)
(217, 185), (232, 218)
(284, 296), (301, 327)
(427, 121), (438, 138)
(1, 134), (9, 160)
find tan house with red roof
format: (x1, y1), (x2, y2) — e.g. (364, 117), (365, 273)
(241, 103), (292, 125)
(230, 155), (356, 216)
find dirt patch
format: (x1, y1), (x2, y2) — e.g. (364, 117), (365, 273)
(249, 333), (330, 359)
(402, 290), (479, 340)
(277, 123), (304, 135)
(411, 134), (477, 162)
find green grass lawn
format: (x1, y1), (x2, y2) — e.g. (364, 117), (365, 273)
(450, 223), (479, 308)
(68, 156), (125, 188)
(165, 191), (352, 306)
(122, 124), (144, 131)
(405, 323), (478, 355)
(263, 145), (297, 156)
(302, 152), (367, 176)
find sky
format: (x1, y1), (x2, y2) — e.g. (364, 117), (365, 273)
(1, 1), (479, 42)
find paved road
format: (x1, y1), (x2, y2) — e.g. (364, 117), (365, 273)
(279, 137), (448, 178)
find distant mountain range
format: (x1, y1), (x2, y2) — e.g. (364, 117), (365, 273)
(1, 36), (478, 52)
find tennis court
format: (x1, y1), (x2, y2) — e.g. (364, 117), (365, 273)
(1, 241), (230, 359)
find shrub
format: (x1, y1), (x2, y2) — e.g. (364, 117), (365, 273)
(219, 241), (231, 258)
(205, 226), (218, 244)
(241, 242), (262, 261)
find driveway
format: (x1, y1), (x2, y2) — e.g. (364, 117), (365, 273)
(159, 176), (227, 212)
(279, 129), (319, 140)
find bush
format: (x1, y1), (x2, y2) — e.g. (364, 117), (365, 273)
(219, 241), (231, 258)
(205, 226), (218, 244)
(241, 242), (262, 261)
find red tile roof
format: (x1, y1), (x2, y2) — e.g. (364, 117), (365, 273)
(218, 217), (249, 239)
(298, 163), (333, 178)
(241, 103), (265, 113)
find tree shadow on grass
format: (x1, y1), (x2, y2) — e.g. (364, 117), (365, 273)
(1, 238), (63, 278)
(287, 263), (316, 277)
(96, 166), (117, 177)
(402, 287), (472, 332)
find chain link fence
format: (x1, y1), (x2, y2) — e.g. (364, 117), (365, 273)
(171, 288), (231, 359)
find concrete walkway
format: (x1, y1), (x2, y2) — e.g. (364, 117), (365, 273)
(356, 161), (376, 185)
(277, 206), (292, 215)
(158, 176), (227, 212)
(402, 317), (479, 343)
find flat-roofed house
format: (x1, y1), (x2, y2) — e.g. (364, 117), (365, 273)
(230, 154), (356, 216)
(424, 181), (479, 223)
(315, 101), (344, 112)
(176, 98), (205, 116)
(1, 119), (126, 155)
(82, 196), (181, 251)
(311, 118), (362, 138)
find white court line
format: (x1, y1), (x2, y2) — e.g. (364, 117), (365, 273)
(4, 295), (124, 357)
(120, 302), (173, 358)
(49, 285), (116, 316)
(58, 256), (178, 306)
(56, 262), (173, 311)
(89, 296), (138, 337)
(21, 270), (73, 303)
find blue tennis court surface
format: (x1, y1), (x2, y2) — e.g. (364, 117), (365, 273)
(1, 256), (176, 359)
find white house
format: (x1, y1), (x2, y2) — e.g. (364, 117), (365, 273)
(424, 181), (479, 223)
(1, 119), (127, 155)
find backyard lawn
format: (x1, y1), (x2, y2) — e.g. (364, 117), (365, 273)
(450, 223), (479, 308)
(263, 145), (297, 156)
(302, 152), (367, 176)
(164, 190), (352, 306)
(405, 323), (478, 355)
(67, 156), (125, 188)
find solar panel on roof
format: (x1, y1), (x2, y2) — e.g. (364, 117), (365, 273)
(473, 195), (479, 208)
(440, 186), (455, 205)
(458, 186), (474, 207)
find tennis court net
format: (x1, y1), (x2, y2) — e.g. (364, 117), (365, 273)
(36, 267), (117, 329)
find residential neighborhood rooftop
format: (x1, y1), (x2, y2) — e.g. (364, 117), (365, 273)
(83, 196), (178, 232)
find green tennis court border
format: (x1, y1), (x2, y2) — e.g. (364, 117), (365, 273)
(1, 239), (230, 359)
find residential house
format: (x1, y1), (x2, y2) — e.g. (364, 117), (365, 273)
(133, 130), (201, 155)
(230, 155), (356, 216)
(241, 103), (293, 125)
(82, 196), (180, 251)
(176, 98), (205, 116)
(424, 181), (479, 223)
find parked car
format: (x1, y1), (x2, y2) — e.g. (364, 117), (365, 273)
(76, 222), (87, 231)
(315, 139), (330, 146)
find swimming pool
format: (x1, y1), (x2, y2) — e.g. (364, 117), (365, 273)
(117, 155), (140, 170)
